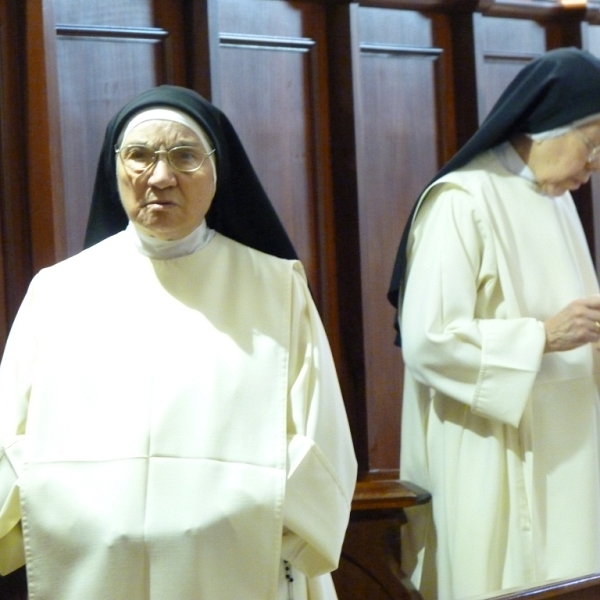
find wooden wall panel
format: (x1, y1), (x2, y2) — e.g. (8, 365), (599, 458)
(214, 0), (335, 318)
(473, 14), (546, 124)
(53, 0), (175, 256)
(354, 7), (447, 470)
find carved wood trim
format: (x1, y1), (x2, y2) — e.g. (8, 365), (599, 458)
(480, 49), (542, 62)
(352, 472), (431, 514)
(359, 42), (443, 56)
(220, 32), (316, 51)
(55, 24), (174, 85)
(55, 24), (169, 39)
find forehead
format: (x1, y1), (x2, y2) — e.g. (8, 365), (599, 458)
(122, 120), (201, 145)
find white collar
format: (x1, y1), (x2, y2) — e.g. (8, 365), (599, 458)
(492, 141), (536, 182)
(126, 220), (215, 259)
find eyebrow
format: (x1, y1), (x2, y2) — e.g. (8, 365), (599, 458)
(124, 139), (202, 147)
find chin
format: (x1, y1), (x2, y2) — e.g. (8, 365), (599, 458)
(540, 184), (569, 197)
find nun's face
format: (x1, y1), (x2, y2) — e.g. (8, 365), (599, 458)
(524, 120), (600, 196)
(116, 120), (216, 240)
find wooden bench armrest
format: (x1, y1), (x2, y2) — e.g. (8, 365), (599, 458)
(351, 474), (431, 513)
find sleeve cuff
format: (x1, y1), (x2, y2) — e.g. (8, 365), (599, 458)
(472, 319), (545, 427)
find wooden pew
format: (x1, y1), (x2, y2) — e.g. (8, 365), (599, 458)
(469, 574), (600, 600)
(333, 473), (431, 600)
(334, 476), (600, 600)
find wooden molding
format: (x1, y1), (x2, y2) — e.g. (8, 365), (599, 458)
(352, 471), (431, 515)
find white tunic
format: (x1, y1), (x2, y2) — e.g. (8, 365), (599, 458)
(0, 231), (357, 599)
(400, 151), (600, 599)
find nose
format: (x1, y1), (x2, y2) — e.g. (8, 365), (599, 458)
(147, 155), (177, 188)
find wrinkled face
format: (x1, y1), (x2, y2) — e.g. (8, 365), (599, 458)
(526, 120), (600, 197)
(116, 120), (216, 240)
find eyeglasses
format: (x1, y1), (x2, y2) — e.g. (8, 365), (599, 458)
(574, 129), (600, 167)
(116, 144), (216, 173)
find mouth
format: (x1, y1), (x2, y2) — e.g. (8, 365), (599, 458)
(143, 199), (177, 209)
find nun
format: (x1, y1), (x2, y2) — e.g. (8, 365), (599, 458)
(388, 48), (600, 599)
(0, 85), (357, 600)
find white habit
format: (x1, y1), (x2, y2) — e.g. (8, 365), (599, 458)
(400, 150), (600, 599)
(0, 230), (357, 599)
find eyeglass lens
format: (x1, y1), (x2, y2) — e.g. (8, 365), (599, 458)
(576, 130), (600, 166)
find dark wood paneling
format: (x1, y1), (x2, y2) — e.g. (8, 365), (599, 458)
(327, 2), (369, 471)
(0, 0), (30, 345)
(473, 13), (546, 123)
(355, 6), (446, 470)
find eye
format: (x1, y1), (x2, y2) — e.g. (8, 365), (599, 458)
(123, 146), (154, 163)
(169, 146), (204, 170)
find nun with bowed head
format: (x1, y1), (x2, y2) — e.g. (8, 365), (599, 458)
(388, 47), (600, 600)
(0, 85), (357, 600)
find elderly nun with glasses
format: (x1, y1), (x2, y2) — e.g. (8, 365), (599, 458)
(0, 85), (357, 600)
(388, 48), (600, 600)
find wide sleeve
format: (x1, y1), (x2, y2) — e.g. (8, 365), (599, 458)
(0, 281), (37, 575)
(401, 185), (546, 428)
(281, 263), (357, 578)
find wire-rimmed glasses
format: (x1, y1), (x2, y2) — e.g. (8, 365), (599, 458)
(574, 129), (600, 168)
(116, 144), (215, 173)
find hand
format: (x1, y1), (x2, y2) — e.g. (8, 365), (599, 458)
(544, 295), (600, 353)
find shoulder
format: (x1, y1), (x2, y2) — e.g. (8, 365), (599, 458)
(433, 151), (505, 194)
(417, 150), (530, 216)
(32, 232), (130, 288)
(213, 233), (305, 280)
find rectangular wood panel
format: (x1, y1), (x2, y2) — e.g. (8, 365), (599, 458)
(355, 6), (445, 470)
(215, 0), (335, 317)
(473, 14), (546, 122)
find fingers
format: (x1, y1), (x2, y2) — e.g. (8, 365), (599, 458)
(544, 296), (600, 353)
